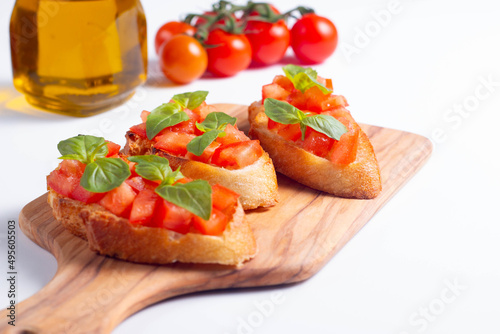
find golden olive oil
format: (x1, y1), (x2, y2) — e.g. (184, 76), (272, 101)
(10, 0), (147, 116)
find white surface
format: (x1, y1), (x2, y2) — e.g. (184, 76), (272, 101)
(1, 0), (499, 333)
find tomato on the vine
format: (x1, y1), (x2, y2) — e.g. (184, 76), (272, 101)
(159, 34), (208, 84)
(154, 21), (196, 54)
(205, 29), (252, 77)
(290, 13), (338, 64)
(244, 17), (290, 65)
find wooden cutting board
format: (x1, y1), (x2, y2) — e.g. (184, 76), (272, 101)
(1, 104), (432, 333)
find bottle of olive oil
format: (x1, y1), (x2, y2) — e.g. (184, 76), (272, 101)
(10, 0), (147, 116)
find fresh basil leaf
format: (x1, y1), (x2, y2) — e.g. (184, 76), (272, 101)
(128, 155), (172, 182)
(155, 180), (212, 220)
(80, 158), (131, 193)
(264, 98), (305, 124)
(302, 114), (347, 141)
(58, 135), (108, 165)
(186, 129), (223, 156)
(146, 102), (189, 140)
(282, 64), (331, 94)
(171, 91), (209, 110)
(196, 112), (237, 132)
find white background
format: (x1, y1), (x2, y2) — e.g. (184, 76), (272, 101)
(1, 0), (500, 333)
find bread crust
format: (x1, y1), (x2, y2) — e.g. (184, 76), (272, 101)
(248, 101), (382, 199)
(47, 189), (257, 266)
(123, 131), (279, 210)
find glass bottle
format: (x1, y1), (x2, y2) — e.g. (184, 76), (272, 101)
(10, 0), (148, 116)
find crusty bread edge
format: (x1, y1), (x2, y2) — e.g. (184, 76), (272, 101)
(248, 101), (382, 199)
(47, 189), (257, 266)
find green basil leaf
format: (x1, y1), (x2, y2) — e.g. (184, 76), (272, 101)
(301, 114), (347, 141)
(196, 112), (237, 132)
(146, 102), (189, 140)
(282, 64), (331, 94)
(58, 135), (108, 165)
(80, 158), (131, 193)
(171, 91), (209, 110)
(186, 129), (223, 156)
(155, 180), (212, 220)
(264, 98), (305, 124)
(128, 155), (172, 182)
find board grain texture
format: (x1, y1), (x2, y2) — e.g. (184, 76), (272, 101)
(1, 104), (433, 334)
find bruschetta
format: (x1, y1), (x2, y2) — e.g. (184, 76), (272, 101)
(47, 135), (257, 266)
(248, 65), (382, 199)
(123, 91), (279, 210)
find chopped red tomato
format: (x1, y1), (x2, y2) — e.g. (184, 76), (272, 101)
(316, 76), (333, 90)
(211, 184), (240, 212)
(277, 123), (302, 142)
(106, 141), (121, 157)
(272, 75), (295, 92)
(302, 128), (335, 158)
(98, 182), (137, 218)
(329, 117), (360, 165)
(129, 123), (147, 138)
(47, 160), (86, 197)
(216, 124), (249, 146)
(153, 200), (193, 234)
(70, 185), (104, 204)
(262, 83), (291, 101)
(321, 95), (348, 111)
(286, 90), (308, 110)
(129, 188), (161, 226)
(125, 176), (146, 193)
(211, 140), (263, 170)
(186, 140), (221, 163)
(192, 101), (216, 120)
(192, 208), (228, 236)
(154, 131), (196, 156)
(165, 119), (197, 134)
(140, 110), (150, 123)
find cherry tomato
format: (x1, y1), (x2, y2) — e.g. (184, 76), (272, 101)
(154, 21), (196, 54)
(244, 16), (290, 65)
(290, 13), (338, 64)
(159, 34), (208, 84)
(205, 29), (252, 77)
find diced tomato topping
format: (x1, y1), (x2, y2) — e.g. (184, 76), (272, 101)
(153, 200), (193, 234)
(192, 102), (216, 120)
(70, 185), (105, 204)
(186, 140), (221, 163)
(277, 123), (302, 142)
(125, 176), (146, 193)
(316, 76), (333, 91)
(216, 124), (249, 146)
(140, 110), (150, 123)
(262, 83), (290, 101)
(192, 208), (228, 236)
(272, 75), (295, 92)
(321, 95), (348, 111)
(304, 86), (329, 112)
(211, 140), (263, 170)
(164, 119), (197, 134)
(129, 123), (147, 138)
(129, 188), (161, 226)
(286, 90), (308, 110)
(106, 141), (121, 157)
(211, 184), (240, 212)
(154, 131), (196, 156)
(267, 118), (280, 130)
(98, 182), (137, 218)
(329, 117), (360, 165)
(183, 108), (201, 122)
(47, 160), (86, 197)
(302, 128), (335, 158)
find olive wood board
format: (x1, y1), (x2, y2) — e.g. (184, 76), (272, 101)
(2, 104), (432, 333)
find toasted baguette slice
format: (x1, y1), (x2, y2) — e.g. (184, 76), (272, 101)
(47, 189), (257, 266)
(248, 101), (382, 199)
(123, 131), (279, 210)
